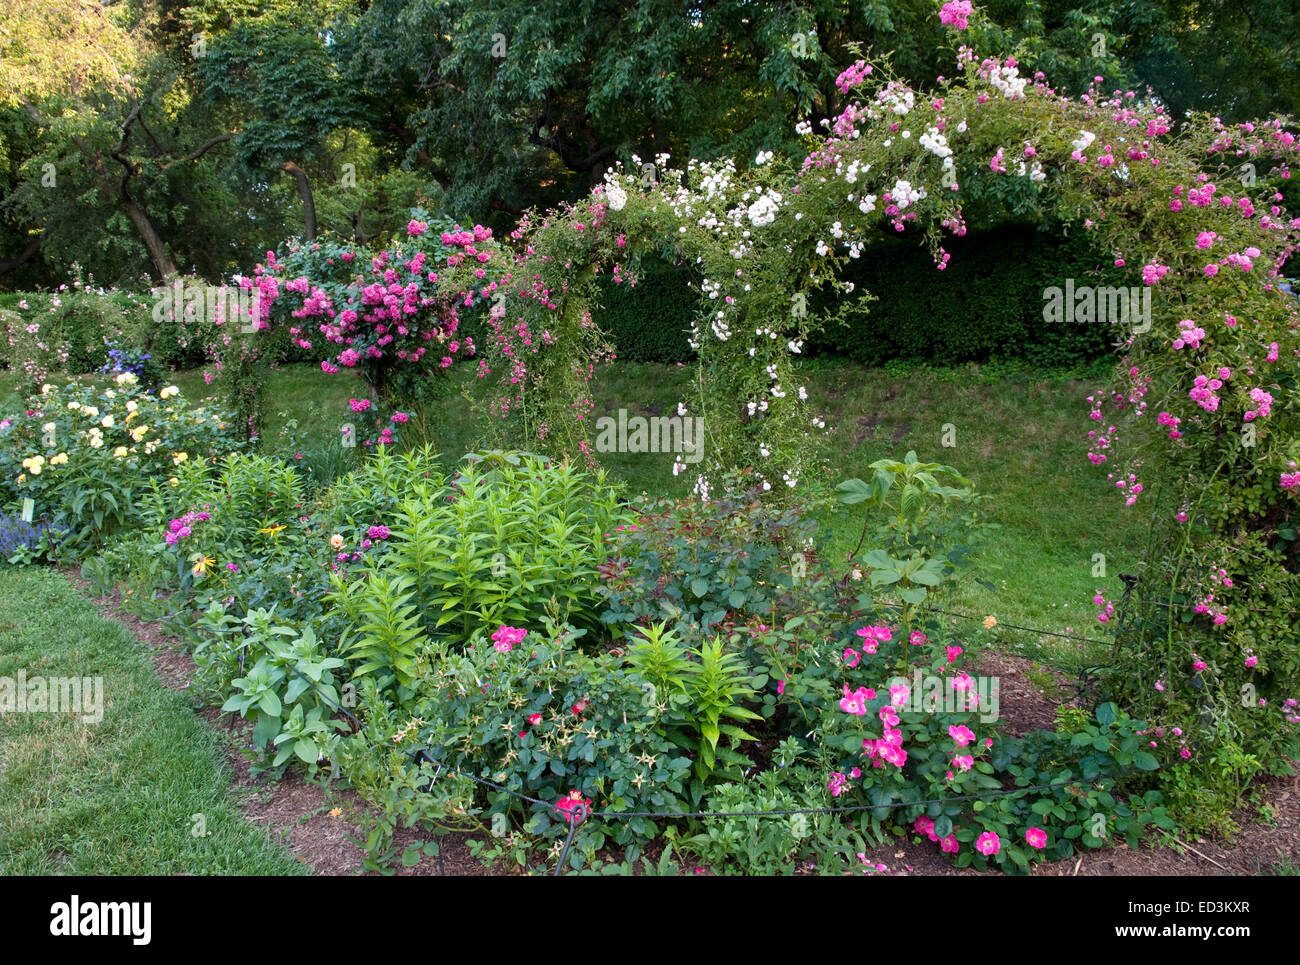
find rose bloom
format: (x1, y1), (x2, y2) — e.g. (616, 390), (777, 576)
(1025, 827), (1047, 849)
(330, 533), (345, 550)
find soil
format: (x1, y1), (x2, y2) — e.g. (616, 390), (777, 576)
(70, 570), (1300, 877)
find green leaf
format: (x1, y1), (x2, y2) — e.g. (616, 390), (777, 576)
(897, 585), (928, 604)
(701, 722), (720, 752)
(835, 478), (875, 504)
(689, 577), (708, 598)
(1133, 751), (1159, 771)
(1096, 702), (1117, 726)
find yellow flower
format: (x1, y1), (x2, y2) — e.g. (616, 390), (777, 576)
(88, 436), (103, 449)
(160, 385), (180, 399)
(104, 389), (116, 399)
(113, 446), (128, 458)
(192, 555), (215, 576)
(66, 402), (80, 410)
(259, 524), (286, 536)
(130, 425), (149, 442)
(50, 452), (68, 465)
(168, 477), (179, 487)
(81, 405), (99, 418)
(983, 615), (997, 630)
(41, 422), (56, 433)
(101, 415), (114, 428)
(28, 463), (41, 475)
(115, 372), (138, 386)
(16, 473), (25, 484)
(40, 384), (54, 395)
(173, 451), (188, 465)
(328, 808), (341, 818)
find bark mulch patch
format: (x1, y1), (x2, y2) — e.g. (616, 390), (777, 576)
(69, 570), (1298, 877)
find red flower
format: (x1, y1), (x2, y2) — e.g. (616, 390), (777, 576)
(527, 713), (542, 725)
(571, 699), (588, 715)
(553, 790), (592, 823)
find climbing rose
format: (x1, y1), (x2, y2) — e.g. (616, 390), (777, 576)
(975, 831), (1001, 856)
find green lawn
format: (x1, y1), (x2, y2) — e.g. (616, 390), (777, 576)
(0, 568), (306, 874)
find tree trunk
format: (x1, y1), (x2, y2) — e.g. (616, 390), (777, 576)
(121, 196), (179, 281)
(0, 235), (42, 277)
(282, 161), (317, 242)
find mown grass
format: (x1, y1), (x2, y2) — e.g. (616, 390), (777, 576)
(0, 568), (306, 874)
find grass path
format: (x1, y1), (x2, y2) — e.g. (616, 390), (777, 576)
(0, 568), (305, 874)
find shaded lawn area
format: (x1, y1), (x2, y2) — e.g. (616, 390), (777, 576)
(0, 567), (305, 874)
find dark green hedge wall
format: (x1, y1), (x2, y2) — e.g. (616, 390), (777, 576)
(580, 226), (1129, 368)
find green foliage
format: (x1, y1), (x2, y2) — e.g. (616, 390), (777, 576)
(680, 766), (832, 875)
(216, 610), (350, 778)
(599, 471), (825, 636)
(625, 623), (762, 786)
(0, 378), (241, 553)
(326, 451), (632, 699)
(593, 258), (699, 363)
(338, 612), (694, 872)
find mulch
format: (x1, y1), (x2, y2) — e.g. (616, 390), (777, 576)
(68, 569), (1300, 876)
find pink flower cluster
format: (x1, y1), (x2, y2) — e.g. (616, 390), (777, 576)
(839, 684), (876, 715)
(835, 60), (873, 94)
(855, 624), (892, 654)
(1093, 592), (1115, 624)
(164, 508), (211, 546)
(864, 703), (907, 767)
(1171, 319), (1206, 350)
(491, 625), (527, 653)
(939, 0), (973, 30)
(914, 816), (960, 853)
(1189, 372), (1225, 412)
(1243, 388), (1273, 421)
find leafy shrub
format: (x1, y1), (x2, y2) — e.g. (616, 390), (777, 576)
(336, 614), (694, 871)
(207, 608), (351, 778)
(625, 622), (761, 786)
(591, 256), (700, 363)
(0, 377), (241, 552)
(598, 471), (827, 638)
(0, 284), (156, 389)
(537, 227), (1123, 368)
(326, 452), (632, 698)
